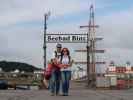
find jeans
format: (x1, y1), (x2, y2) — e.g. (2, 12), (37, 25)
(50, 70), (60, 94)
(61, 71), (71, 95)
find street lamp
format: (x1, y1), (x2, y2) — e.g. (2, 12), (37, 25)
(43, 12), (50, 69)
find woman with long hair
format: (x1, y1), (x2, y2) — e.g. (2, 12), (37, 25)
(60, 48), (73, 96)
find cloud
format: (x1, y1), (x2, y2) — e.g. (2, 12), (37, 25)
(0, 21), (43, 67)
(96, 7), (133, 65)
(0, 0), (133, 68)
(0, 0), (91, 28)
(98, 7), (133, 48)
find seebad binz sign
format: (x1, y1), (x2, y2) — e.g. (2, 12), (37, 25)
(46, 33), (88, 43)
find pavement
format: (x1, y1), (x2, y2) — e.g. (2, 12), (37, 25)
(0, 88), (133, 100)
(0, 81), (133, 100)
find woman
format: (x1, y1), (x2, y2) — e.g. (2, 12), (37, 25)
(43, 59), (53, 89)
(50, 58), (61, 96)
(60, 48), (73, 96)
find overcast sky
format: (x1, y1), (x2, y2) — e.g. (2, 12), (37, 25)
(0, 0), (133, 68)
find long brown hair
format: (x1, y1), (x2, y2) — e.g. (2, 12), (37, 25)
(61, 48), (70, 56)
(60, 48), (71, 63)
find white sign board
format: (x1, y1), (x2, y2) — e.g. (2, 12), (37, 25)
(46, 34), (87, 43)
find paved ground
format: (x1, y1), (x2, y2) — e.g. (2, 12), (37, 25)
(0, 81), (133, 100)
(0, 89), (133, 100)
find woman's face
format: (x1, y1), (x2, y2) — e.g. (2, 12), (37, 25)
(53, 58), (60, 64)
(53, 58), (57, 64)
(63, 49), (68, 55)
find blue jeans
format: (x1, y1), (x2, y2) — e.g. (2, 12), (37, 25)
(61, 71), (71, 95)
(50, 70), (60, 94)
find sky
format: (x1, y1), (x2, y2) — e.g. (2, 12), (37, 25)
(0, 0), (133, 68)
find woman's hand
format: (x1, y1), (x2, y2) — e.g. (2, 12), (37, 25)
(70, 59), (74, 67)
(60, 64), (69, 68)
(63, 64), (70, 68)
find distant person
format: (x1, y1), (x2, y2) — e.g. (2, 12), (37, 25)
(60, 48), (73, 96)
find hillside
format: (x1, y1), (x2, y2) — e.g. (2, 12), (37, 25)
(0, 61), (41, 72)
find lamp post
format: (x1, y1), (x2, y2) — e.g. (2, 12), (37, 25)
(43, 12), (50, 69)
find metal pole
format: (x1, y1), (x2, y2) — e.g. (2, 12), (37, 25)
(87, 15), (91, 85)
(43, 14), (47, 69)
(87, 44), (90, 85)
